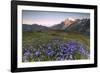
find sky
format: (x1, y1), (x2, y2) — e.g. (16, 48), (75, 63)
(22, 10), (90, 27)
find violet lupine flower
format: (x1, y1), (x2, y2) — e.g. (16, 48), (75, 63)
(45, 49), (54, 55)
(23, 51), (31, 62)
(34, 51), (41, 56)
(23, 51), (30, 57)
(79, 44), (89, 58)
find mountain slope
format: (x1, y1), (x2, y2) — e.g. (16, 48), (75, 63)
(66, 19), (90, 37)
(51, 22), (65, 30)
(22, 24), (48, 32)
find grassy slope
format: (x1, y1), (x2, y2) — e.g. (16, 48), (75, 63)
(22, 30), (89, 48)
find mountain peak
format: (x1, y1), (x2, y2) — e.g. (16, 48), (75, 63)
(64, 18), (75, 25)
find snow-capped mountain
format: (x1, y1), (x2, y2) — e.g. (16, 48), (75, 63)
(51, 18), (76, 30)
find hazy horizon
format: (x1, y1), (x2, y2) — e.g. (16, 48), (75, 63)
(22, 10), (90, 27)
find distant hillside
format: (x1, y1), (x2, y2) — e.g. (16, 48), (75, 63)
(22, 24), (48, 32)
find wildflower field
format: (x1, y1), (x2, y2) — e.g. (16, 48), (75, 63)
(22, 30), (90, 62)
